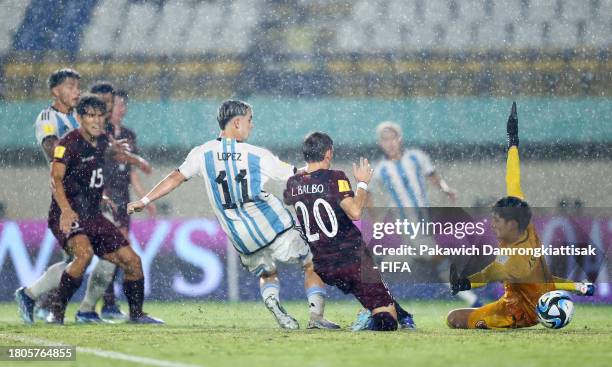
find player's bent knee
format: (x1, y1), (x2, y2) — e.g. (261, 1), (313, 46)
(368, 312), (398, 331)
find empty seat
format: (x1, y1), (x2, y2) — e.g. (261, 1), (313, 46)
(423, 0), (452, 23)
(352, 0), (381, 25)
(81, 0), (127, 55)
(183, 2), (224, 54)
(388, 0), (417, 25)
(150, 0), (193, 55)
(0, 0), (31, 53)
(114, 2), (159, 55)
(527, 0), (559, 23)
(336, 21), (366, 51)
(455, 0), (489, 23)
(491, 0), (523, 24)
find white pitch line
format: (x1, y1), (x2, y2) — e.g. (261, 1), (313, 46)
(0, 333), (204, 367)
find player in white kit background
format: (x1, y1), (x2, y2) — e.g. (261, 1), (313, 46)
(127, 100), (338, 330)
(370, 121), (482, 308)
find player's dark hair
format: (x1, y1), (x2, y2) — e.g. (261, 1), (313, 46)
(217, 99), (252, 130)
(89, 81), (114, 95)
(303, 132), (334, 163)
(113, 89), (129, 103)
(76, 94), (107, 116)
(493, 196), (532, 232)
(368, 312), (398, 331)
(48, 68), (80, 89)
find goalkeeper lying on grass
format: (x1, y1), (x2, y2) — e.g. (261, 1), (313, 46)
(446, 102), (595, 329)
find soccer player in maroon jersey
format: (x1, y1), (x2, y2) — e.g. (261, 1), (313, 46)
(75, 84), (154, 321)
(284, 132), (414, 331)
(46, 95), (162, 324)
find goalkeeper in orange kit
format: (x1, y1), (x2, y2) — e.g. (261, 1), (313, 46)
(446, 102), (595, 329)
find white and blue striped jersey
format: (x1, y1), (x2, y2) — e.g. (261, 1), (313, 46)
(34, 106), (79, 146)
(179, 138), (296, 254)
(372, 149), (435, 220)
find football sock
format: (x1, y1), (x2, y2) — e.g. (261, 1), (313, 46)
(260, 280), (280, 302)
(79, 260), (117, 312)
(123, 278), (145, 319)
(103, 266), (119, 308)
(52, 271), (83, 321)
(27, 261), (67, 299)
(456, 288), (479, 307)
(306, 286), (326, 318)
(368, 312), (398, 331)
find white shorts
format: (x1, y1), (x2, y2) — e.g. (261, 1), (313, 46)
(239, 228), (313, 277)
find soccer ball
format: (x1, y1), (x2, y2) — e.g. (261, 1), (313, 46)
(536, 291), (574, 329)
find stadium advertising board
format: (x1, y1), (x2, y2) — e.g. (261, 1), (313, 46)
(1, 214), (610, 301)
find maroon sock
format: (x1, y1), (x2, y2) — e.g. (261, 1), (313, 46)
(52, 272), (83, 322)
(123, 278), (144, 319)
(102, 268), (118, 308)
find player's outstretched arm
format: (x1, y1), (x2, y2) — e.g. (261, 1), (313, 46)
(506, 101), (524, 200)
(130, 170), (157, 217)
(127, 170), (186, 214)
(552, 276), (596, 296)
(428, 173), (457, 202)
(339, 157), (373, 221)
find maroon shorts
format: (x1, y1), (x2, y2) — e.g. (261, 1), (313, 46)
(49, 214), (129, 257)
(314, 248), (395, 311)
(111, 202), (131, 230)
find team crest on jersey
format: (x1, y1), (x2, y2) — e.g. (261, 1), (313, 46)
(54, 146), (66, 158)
(338, 180), (351, 192)
(42, 123), (56, 134)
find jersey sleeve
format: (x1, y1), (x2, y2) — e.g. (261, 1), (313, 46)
(52, 138), (73, 166)
(283, 177), (295, 205)
(178, 148), (202, 179)
(258, 148), (295, 182)
(34, 110), (58, 145)
(415, 150), (435, 176)
(506, 146), (524, 199)
(329, 171), (354, 204)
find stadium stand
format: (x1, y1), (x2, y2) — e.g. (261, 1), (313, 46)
(0, 0), (610, 99)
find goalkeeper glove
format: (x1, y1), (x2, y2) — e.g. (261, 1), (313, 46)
(577, 282), (596, 296)
(450, 263), (471, 295)
(507, 101), (519, 149)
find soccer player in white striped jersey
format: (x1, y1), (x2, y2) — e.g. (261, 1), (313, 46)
(371, 121), (481, 308)
(127, 100), (338, 330)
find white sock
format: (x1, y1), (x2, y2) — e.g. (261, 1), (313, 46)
(79, 260), (116, 313)
(27, 261), (67, 299)
(306, 286), (326, 318)
(456, 288), (479, 307)
(260, 281), (280, 302)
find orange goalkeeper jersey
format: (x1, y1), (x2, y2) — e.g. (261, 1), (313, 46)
(469, 223), (556, 323)
(467, 147), (555, 323)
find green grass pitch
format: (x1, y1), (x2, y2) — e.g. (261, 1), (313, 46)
(1, 300), (611, 367)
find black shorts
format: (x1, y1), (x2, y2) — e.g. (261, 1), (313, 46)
(49, 214), (129, 257)
(314, 247), (395, 311)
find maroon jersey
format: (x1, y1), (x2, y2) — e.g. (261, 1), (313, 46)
(284, 169), (363, 266)
(49, 129), (109, 221)
(104, 124), (137, 206)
